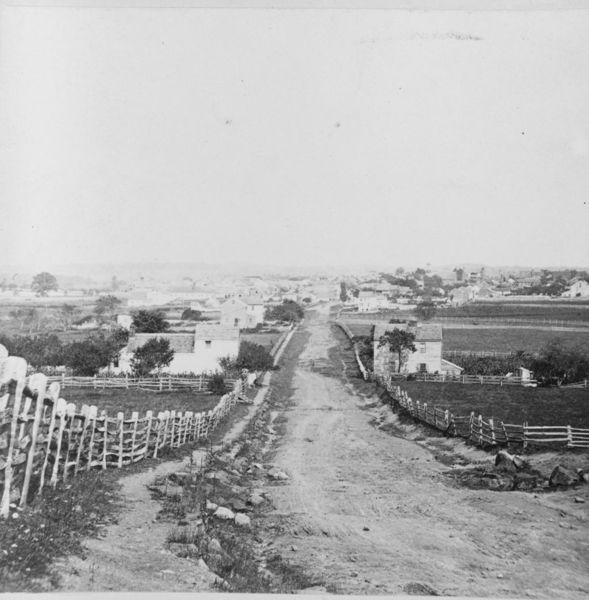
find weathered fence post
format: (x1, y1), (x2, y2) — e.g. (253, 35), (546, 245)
(130, 412), (139, 462)
(101, 410), (108, 470)
(145, 410), (153, 455)
(50, 400), (67, 487)
(117, 412), (124, 468)
(85, 406), (98, 470)
(567, 425), (573, 447)
(489, 418), (496, 445)
(39, 382), (60, 493)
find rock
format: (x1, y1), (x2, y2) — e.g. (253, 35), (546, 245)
(206, 500), (218, 513)
(206, 550), (234, 573)
(247, 494), (265, 507)
(495, 450), (527, 473)
(513, 473), (538, 491)
(230, 499), (249, 512)
(402, 582), (439, 595)
(234, 513), (251, 528)
(213, 506), (235, 520)
(362, 526), (370, 531)
(549, 465), (578, 487)
(574, 496), (586, 503)
(169, 471), (193, 485)
(559, 521), (572, 529)
(207, 538), (223, 554)
(267, 467), (289, 480)
(576, 469), (589, 483)
(487, 476), (514, 491)
(168, 542), (201, 559)
(205, 471), (231, 484)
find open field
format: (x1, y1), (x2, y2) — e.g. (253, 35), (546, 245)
(437, 301), (589, 322)
(444, 328), (589, 354)
(58, 387), (221, 416)
(398, 381), (589, 428)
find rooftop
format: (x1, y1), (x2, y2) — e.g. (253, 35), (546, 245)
(373, 322), (442, 342)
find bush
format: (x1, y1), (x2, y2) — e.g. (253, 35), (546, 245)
(132, 310), (170, 333)
(207, 372), (227, 395)
(235, 341), (274, 371)
(264, 300), (304, 323)
(130, 337), (175, 376)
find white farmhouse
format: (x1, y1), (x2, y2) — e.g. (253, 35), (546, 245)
(113, 324), (239, 374)
(562, 280), (589, 298)
(220, 296), (266, 329)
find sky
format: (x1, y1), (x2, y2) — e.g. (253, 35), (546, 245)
(1, 3), (588, 271)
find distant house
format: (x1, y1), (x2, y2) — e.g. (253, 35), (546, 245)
(448, 286), (476, 307)
(561, 279), (589, 298)
(357, 291), (391, 312)
(112, 324), (240, 374)
(220, 296), (266, 329)
(373, 323), (443, 376)
(475, 285), (497, 300)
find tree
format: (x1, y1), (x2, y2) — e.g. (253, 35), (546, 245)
(58, 304), (79, 331)
(207, 373), (227, 395)
(339, 282), (348, 303)
(95, 295), (122, 321)
(130, 337), (175, 376)
(378, 329), (417, 373)
(31, 272), (58, 296)
(531, 340), (589, 385)
(264, 300), (304, 323)
(414, 300), (437, 322)
(234, 341), (274, 371)
(132, 309), (170, 333)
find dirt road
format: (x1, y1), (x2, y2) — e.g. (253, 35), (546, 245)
(259, 306), (589, 598)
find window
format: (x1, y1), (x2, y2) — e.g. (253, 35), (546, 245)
(205, 340), (212, 347)
(419, 363), (427, 373)
(234, 318), (239, 327)
(419, 343), (426, 353)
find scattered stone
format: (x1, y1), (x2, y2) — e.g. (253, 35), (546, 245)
(577, 469), (589, 483)
(574, 497), (586, 504)
(169, 471), (193, 485)
(291, 545), (297, 552)
(247, 494), (265, 507)
(205, 471), (231, 484)
(362, 526), (370, 531)
(488, 476), (514, 491)
(559, 521), (572, 529)
(207, 538), (223, 554)
(206, 500), (218, 513)
(495, 450), (527, 473)
(549, 465), (578, 487)
(234, 513), (251, 527)
(213, 506), (235, 520)
(267, 467), (289, 480)
(230, 499), (248, 512)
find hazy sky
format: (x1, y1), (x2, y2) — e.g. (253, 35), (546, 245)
(1, 3), (588, 270)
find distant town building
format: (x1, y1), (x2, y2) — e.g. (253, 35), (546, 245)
(562, 279), (589, 298)
(220, 296), (266, 329)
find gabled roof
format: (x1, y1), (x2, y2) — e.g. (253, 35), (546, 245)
(373, 322), (442, 342)
(222, 296), (265, 307)
(194, 324), (240, 341)
(127, 333), (195, 353)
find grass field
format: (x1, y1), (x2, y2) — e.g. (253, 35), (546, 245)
(59, 387), (221, 416)
(443, 328), (589, 354)
(398, 382), (589, 428)
(437, 301), (589, 322)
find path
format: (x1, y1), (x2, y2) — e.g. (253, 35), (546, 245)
(258, 307), (589, 598)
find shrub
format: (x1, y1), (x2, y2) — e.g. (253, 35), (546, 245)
(207, 372), (227, 395)
(235, 341), (274, 371)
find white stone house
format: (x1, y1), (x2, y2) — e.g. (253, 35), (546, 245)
(357, 292), (390, 312)
(112, 324), (240, 374)
(373, 323), (443, 376)
(220, 296), (266, 329)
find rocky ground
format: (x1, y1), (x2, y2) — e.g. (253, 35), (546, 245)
(53, 304), (589, 596)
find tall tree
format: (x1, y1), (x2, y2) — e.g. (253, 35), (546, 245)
(31, 272), (58, 296)
(339, 281), (348, 303)
(414, 300), (437, 322)
(132, 309), (170, 333)
(378, 329), (417, 373)
(130, 338), (175, 376)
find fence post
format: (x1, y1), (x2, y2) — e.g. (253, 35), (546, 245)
(93, 375), (97, 390)
(39, 382), (61, 493)
(567, 425), (573, 447)
(478, 414), (483, 446)
(130, 412), (139, 461)
(168, 374), (172, 391)
(159, 378), (163, 392)
(50, 402), (67, 486)
(117, 412), (124, 468)
(125, 373), (129, 390)
(489, 418), (496, 445)
(145, 410), (153, 455)
(101, 410), (108, 470)
(523, 421), (528, 450)
(86, 406), (98, 471)
(74, 405), (91, 476)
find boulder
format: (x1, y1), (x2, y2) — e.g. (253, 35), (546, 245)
(205, 500), (218, 513)
(213, 506), (235, 520)
(549, 465), (579, 487)
(268, 467), (289, 480)
(234, 513), (251, 528)
(495, 450), (527, 473)
(207, 538), (223, 554)
(230, 499), (249, 512)
(576, 468), (589, 484)
(487, 476), (514, 491)
(205, 471), (231, 484)
(247, 494), (265, 507)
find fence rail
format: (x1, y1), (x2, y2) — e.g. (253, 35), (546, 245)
(379, 377), (589, 450)
(45, 374), (237, 393)
(0, 350), (249, 518)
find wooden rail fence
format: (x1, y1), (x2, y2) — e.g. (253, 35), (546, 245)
(45, 374), (237, 393)
(378, 377), (589, 451)
(0, 350), (246, 518)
